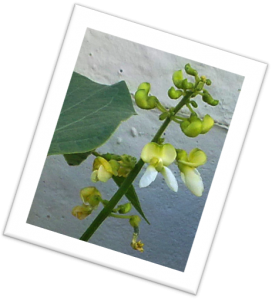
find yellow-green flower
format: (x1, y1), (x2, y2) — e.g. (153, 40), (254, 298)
(80, 186), (101, 206)
(72, 205), (92, 220)
(72, 187), (102, 220)
(91, 157), (118, 182)
(140, 142), (178, 192)
(177, 148), (207, 197)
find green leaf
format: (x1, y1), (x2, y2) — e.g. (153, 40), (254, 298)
(48, 72), (136, 156)
(63, 151), (93, 166)
(112, 176), (150, 224)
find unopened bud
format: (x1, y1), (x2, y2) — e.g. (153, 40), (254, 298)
(118, 203), (132, 214)
(185, 63), (198, 76)
(202, 93), (219, 106)
(206, 79), (212, 86)
(135, 89), (157, 110)
(190, 100), (198, 108)
(129, 215), (141, 228)
(180, 118), (202, 137)
(182, 79), (194, 90)
(172, 70), (183, 89)
(137, 82), (150, 94)
(196, 81), (204, 91)
(201, 115), (214, 134)
(168, 87), (183, 99)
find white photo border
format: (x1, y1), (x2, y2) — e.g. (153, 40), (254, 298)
(4, 5), (267, 295)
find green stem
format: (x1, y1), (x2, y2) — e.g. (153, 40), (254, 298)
(186, 103), (195, 114)
(92, 151), (100, 157)
(156, 101), (167, 113)
(79, 92), (192, 241)
(172, 115), (187, 121)
(109, 213), (132, 219)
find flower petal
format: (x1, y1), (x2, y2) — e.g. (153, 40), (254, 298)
(188, 148), (207, 166)
(93, 157), (113, 173)
(201, 114), (214, 134)
(139, 165), (158, 188)
(181, 165), (204, 197)
(141, 142), (176, 166)
(141, 142), (162, 163)
(161, 166), (178, 192)
(181, 148), (207, 167)
(80, 186), (101, 205)
(160, 144), (177, 166)
(97, 165), (113, 182)
(91, 170), (98, 182)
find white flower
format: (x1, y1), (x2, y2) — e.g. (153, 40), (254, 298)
(177, 148), (207, 197)
(139, 142), (178, 192)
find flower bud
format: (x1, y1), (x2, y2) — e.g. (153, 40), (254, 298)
(181, 79), (194, 90)
(201, 114), (214, 134)
(182, 79), (194, 90)
(180, 118), (202, 137)
(168, 87), (183, 99)
(185, 63), (198, 76)
(135, 89), (157, 110)
(137, 82), (150, 94)
(190, 100), (198, 108)
(129, 215), (141, 228)
(202, 92), (219, 106)
(196, 81), (204, 91)
(206, 79), (212, 86)
(172, 70), (183, 89)
(200, 76), (206, 82)
(118, 203), (132, 214)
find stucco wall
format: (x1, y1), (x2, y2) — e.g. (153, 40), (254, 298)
(27, 28), (244, 272)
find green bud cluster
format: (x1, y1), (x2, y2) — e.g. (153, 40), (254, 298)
(168, 64), (216, 104)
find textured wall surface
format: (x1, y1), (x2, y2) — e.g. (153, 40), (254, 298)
(27, 28), (244, 272)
